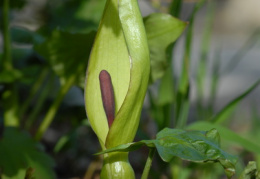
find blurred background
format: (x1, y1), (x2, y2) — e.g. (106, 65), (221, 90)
(0, 0), (260, 178)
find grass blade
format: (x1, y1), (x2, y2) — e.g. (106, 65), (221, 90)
(196, 1), (215, 118)
(213, 79), (260, 124)
(175, 0), (206, 127)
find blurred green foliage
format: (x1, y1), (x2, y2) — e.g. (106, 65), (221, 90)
(0, 0), (260, 178)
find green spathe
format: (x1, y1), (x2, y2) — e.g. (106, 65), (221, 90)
(84, 0), (149, 177)
(85, 0), (149, 149)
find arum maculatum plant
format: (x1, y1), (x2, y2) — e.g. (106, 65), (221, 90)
(85, 0), (149, 177)
(85, 0), (237, 178)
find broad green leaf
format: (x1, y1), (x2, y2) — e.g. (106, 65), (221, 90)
(85, 0), (150, 149)
(144, 13), (187, 83)
(187, 121), (260, 155)
(213, 79), (260, 124)
(34, 30), (95, 88)
(97, 128), (236, 178)
(0, 127), (55, 179)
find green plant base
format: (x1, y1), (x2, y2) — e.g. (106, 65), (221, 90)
(100, 152), (135, 179)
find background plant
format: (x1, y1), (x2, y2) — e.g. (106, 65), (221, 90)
(0, 0), (260, 178)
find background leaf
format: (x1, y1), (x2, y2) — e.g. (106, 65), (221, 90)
(144, 13), (187, 83)
(34, 30), (96, 88)
(0, 127), (55, 179)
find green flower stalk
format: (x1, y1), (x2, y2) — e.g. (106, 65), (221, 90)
(84, 0), (150, 178)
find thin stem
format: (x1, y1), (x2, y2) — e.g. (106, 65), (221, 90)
(223, 29), (259, 74)
(84, 158), (103, 179)
(141, 148), (155, 179)
(34, 75), (75, 141)
(25, 73), (54, 130)
(20, 68), (49, 117)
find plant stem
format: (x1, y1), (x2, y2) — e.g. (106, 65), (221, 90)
(19, 68), (49, 118)
(34, 76), (75, 141)
(25, 73), (54, 130)
(84, 156), (103, 179)
(141, 148), (155, 179)
(2, 0), (20, 127)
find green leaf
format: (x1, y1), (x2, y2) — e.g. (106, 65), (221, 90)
(34, 30), (96, 88)
(0, 127), (55, 179)
(97, 128), (237, 178)
(85, 0), (150, 149)
(144, 13), (187, 83)
(187, 121), (260, 155)
(213, 79), (260, 124)
(239, 161), (260, 179)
